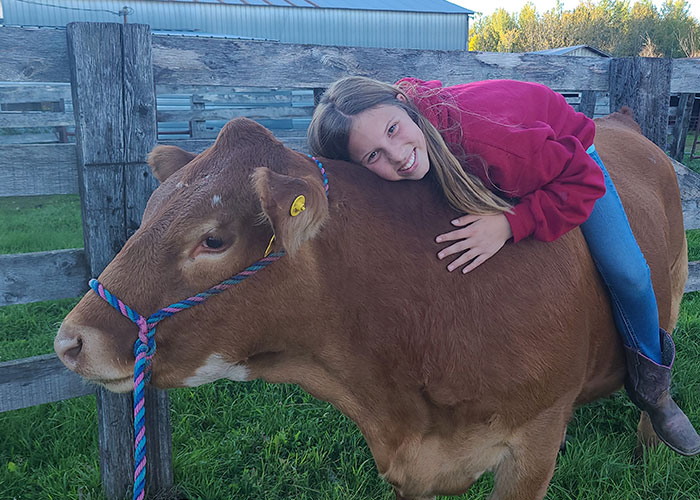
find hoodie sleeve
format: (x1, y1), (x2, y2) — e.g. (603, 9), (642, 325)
(499, 129), (606, 242)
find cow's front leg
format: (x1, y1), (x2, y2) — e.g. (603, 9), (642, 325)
(393, 488), (435, 500)
(489, 405), (571, 500)
(635, 410), (660, 458)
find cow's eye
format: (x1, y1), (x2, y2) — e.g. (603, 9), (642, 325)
(203, 237), (224, 249)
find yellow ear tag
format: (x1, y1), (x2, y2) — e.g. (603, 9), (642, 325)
(290, 195), (306, 217)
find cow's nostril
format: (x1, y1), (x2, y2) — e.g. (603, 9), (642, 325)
(55, 331), (84, 369)
(64, 338), (83, 363)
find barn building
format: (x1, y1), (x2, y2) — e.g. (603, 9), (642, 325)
(531, 45), (611, 58)
(0, 0), (473, 50)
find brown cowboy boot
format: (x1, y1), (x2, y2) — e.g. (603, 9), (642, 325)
(624, 329), (700, 456)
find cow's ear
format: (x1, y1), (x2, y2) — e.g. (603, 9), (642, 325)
(147, 145), (197, 183)
(252, 168), (329, 256)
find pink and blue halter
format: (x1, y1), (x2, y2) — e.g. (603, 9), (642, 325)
(89, 155), (328, 500)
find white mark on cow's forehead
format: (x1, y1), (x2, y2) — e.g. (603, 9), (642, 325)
(176, 181), (189, 189)
(212, 195), (223, 207)
(182, 353), (250, 387)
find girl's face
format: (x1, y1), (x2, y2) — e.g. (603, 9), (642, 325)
(347, 103), (430, 181)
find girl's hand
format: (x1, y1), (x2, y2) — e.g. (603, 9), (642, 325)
(435, 214), (513, 273)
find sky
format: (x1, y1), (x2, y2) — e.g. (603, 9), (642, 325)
(447, 0), (700, 21)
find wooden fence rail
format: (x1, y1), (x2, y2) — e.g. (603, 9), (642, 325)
(1, 22), (700, 499)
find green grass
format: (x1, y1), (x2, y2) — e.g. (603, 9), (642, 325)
(0, 194), (83, 254)
(0, 298), (80, 362)
(682, 132), (700, 175)
(2, 190), (700, 500)
(0, 195), (83, 361)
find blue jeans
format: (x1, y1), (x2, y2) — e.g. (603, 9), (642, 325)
(580, 146), (662, 363)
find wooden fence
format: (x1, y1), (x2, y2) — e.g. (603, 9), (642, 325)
(1, 22), (700, 499)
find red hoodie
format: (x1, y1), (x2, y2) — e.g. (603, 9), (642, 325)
(396, 78), (606, 243)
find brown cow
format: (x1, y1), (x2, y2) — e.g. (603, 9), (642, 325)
(55, 111), (687, 500)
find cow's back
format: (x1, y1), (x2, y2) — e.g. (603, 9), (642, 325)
(318, 159), (619, 424)
(317, 110), (685, 423)
(594, 110), (687, 330)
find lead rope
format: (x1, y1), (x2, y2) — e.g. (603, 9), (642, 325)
(89, 252), (285, 500)
(89, 155), (328, 500)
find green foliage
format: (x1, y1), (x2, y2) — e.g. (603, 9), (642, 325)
(469, 0), (700, 57)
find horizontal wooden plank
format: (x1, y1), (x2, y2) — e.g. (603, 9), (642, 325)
(683, 203), (700, 230)
(1, 27), (696, 97)
(662, 158), (700, 230)
(686, 260), (700, 293)
(0, 144), (78, 196)
(0, 83), (72, 104)
(157, 85), (312, 104)
(160, 129), (308, 154)
(0, 249), (90, 306)
(671, 59), (700, 94)
(152, 37), (612, 91)
(158, 139), (214, 155)
(157, 106), (314, 123)
(672, 158), (700, 200)
(0, 27), (71, 83)
(0, 132), (60, 145)
(0, 354), (95, 413)
(0, 111), (74, 128)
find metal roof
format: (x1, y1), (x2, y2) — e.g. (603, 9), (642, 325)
(2, 0), (472, 49)
(116, 0), (474, 14)
(532, 45), (611, 57)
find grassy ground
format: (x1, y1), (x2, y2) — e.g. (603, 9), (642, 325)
(3, 150), (700, 499)
(0, 195), (83, 254)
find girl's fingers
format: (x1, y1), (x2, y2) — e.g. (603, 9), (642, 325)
(436, 226), (472, 243)
(437, 239), (472, 260)
(462, 253), (490, 273)
(451, 214), (480, 227)
(446, 248), (481, 271)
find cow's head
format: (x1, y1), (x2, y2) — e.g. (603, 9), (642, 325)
(55, 119), (330, 391)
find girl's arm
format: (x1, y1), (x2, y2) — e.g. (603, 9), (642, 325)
(435, 132), (605, 273)
(501, 133), (605, 243)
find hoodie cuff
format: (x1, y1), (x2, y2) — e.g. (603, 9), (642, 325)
(504, 203), (536, 243)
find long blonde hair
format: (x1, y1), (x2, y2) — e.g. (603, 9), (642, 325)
(307, 76), (511, 215)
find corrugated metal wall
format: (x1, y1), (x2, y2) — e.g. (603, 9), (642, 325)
(2, 0), (469, 50)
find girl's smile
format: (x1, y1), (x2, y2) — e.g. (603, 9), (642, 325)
(347, 104), (430, 181)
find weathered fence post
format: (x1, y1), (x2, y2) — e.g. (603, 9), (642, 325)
(67, 22), (173, 499)
(579, 90), (597, 119)
(189, 93), (206, 139)
(313, 87), (325, 106)
(670, 93), (695, 162)
(609, 57), (673, 150)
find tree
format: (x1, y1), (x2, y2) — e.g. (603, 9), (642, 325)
(469, 9), (519, 51)
(625, 0), (660, 56)
(639, 34), (664, 56)
(467, 0), (699, 57)
(517, 3), (542, 51)
(678, 25), (700, 56)
(658, 0), (696, 57)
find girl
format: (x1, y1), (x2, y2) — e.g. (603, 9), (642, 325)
(307, 76), (700, 456)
